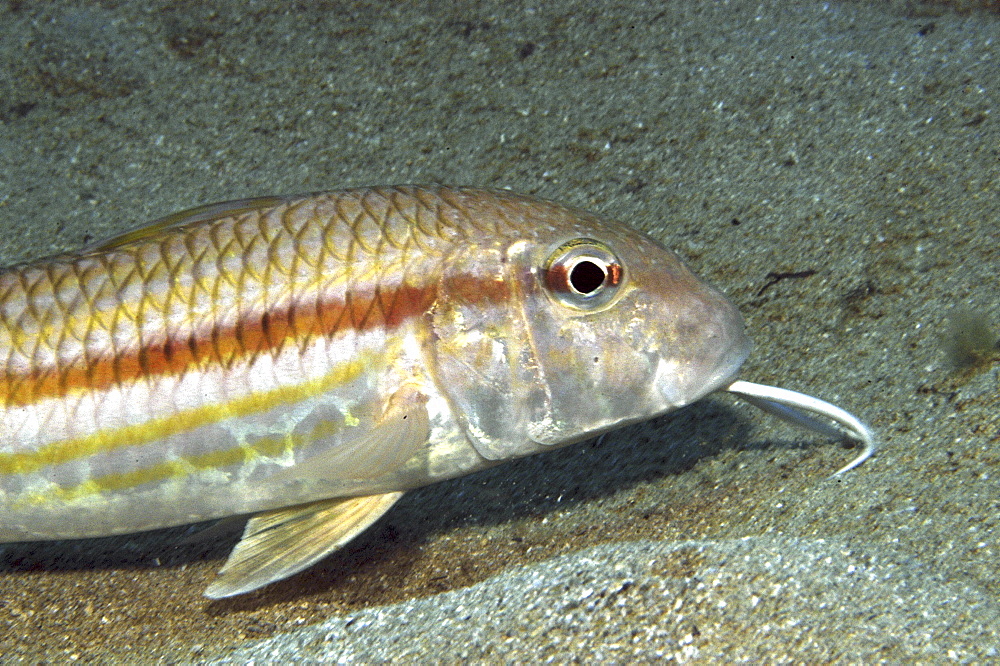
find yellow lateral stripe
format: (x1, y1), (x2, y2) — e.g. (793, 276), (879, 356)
(32, 406), (349, 505)
(34, 417), (295, 504)
(0, 355), (370, 477)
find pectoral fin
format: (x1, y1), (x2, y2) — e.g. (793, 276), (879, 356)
(204, 491), (404, 599)
(267, 384), (431, 485)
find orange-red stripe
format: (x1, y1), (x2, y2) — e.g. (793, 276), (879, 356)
(0, 275), (508, 407)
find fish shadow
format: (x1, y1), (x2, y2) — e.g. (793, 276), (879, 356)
(0, 396), (818, 600)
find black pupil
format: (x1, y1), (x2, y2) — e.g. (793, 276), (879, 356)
(569, 260), (606, 294)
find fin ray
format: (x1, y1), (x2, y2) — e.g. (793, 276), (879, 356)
(85, 195), (294, 252)
(205, 491), (404, 599)
(204, 387), (431, 598)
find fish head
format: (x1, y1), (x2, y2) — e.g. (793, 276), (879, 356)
(431, 192), (751, 460)
(512, 218), (752, 447)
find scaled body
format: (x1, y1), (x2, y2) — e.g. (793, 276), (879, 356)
(0, 186), (868, 598)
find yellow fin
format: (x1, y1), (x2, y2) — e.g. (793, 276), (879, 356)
(205, 491), (404, 599)
(85, 195), (293, 252)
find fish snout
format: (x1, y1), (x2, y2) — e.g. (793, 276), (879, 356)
(652, 281), (752, 409)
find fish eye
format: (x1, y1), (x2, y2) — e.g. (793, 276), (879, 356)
(543, 239), (623, 310)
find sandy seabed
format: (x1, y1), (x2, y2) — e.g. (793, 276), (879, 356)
(0, 0), (997, 662)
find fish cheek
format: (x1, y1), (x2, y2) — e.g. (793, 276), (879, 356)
(523, 299), (663, 446)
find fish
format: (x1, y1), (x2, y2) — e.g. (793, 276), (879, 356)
(0, 185), (875, 598)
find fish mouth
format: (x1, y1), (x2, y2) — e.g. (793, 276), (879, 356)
(654, 293), (752, 409)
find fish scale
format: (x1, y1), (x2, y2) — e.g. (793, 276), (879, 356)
(0, 185), (875, 598)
